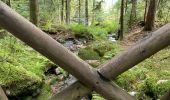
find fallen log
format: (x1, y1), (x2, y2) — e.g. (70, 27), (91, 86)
(50, 23), (170, 100)
(0, 86), (8, 100)
(0, 2), (134, 100)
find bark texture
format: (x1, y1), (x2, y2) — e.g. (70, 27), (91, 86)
(85, 0), (88, 25)
(61, 0), (64, 22)
(119, 0), (124, 40)
(129, 0), (137, 28)
(144, 0), (157, 31)
(29, 0), (38, 26)
(66, 0), (70, 24)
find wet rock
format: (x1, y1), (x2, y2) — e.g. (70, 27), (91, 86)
(85, 60), (101, 68)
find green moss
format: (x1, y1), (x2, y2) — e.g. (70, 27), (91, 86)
(92, 41), (119, 57)
(36, 83), (52, 100)
(0, 36), (47, 96)
(0, 62), (42, 96)
(115, 47), (170, 99)
(92, 93), (105, 100)
(78, 48), (100, 60)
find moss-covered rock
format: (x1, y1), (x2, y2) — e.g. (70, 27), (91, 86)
(0, 37), (47, 97)
(0, 62), (42, 96)
(78, 48), (100, 60)
(92, 41), (118, 57)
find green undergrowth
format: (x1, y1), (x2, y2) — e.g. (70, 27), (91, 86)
(0, 36), (48, 96)
(91, 47), (170, 99)
(115, 47), (170, 99)
(69, 21), (119, 40)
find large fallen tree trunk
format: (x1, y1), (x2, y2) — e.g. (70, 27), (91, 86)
(0, 2), (134, 100)
(0, 86), (8, 100)
(50, 23), (170, 100)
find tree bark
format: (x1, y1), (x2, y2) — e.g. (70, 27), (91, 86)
(119, 0), (124, 40)
(0, 2), (134, 100)
(92, 0), (96, 24)
(61, 0), (64, 22)
(66, 0), (70, 24)
(129, 0), (137, 29)
(85, 0), (88, 25)
(29, 0), (38, 26)
(144, 0), (148, 22)
(78, 0), (81, 24)
(50, 23), (170, 99)
(0, 86), (8, 100)
(144, 0), (157, 31)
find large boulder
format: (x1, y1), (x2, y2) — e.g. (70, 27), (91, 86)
(0, 62), (42, 97)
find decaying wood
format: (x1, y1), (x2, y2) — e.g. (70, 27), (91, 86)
(51, 23), (170, 99)
(0, 86), (8, 100)
(0, 2), (134, 100)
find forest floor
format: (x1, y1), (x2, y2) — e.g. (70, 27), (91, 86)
(0, 23), (170, 100)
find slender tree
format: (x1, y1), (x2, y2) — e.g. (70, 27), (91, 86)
(144, 0), (148, 22)
(29, 0), (39, 26)
(85, 0), (89, 25)
(119, 0), (125, 40)
(61, 0), (64, 22)
(78, 0), (81, 24)
(92, 0), (96, 24)
(125, 0), (128, 14)
(66, 0), (71, 24)
(144, 0), (157, 31)
(129, 0), (137, 29)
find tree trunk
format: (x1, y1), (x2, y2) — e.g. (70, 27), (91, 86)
(51, 23), (170, 99)
(85, 0), (89, 25)
(144, 0), (157, 31)
(66, 0), (70, 24)
(92, 0), (96, 24)
(61, 0), (64, 22)
(0, 2), (134, 100)
(0, 87), (8, 100)
(144, 0), (148, 22)
(78, 0), (81, 24)
(29, 0), (38, 26)
(129, 0), (137, 29)
(119, 0), (125, 40)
